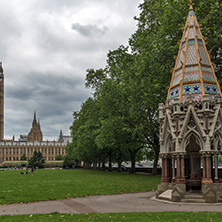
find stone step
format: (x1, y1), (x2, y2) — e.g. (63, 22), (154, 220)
(181, 193), (206, 203)
(181, 198), (206, 203)
(184, 194), (204, 199)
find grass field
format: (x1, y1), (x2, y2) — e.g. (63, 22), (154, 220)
(0, 212), (222, 222)
(0, 169), (161, 204)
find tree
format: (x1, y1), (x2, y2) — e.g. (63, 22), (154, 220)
(63, 155), (75, 169)
(55, 155), (63, 160)
(20, 153), (27, 161)
(71, 0), (222, 175)
(70, 98), (101, 169)
(28, 151), (45, 168)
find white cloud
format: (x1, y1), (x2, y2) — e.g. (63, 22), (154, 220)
(0, 0), (143, 140)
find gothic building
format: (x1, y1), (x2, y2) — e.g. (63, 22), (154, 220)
(27, 111), (43, 142)
(0, 63), (71, 164)
(157, 3), (222, 203)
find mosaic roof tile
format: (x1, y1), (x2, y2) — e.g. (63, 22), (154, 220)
(183, 84), (201, 95)
(204, 84), (218, 95)
(167, 6), (221, 102)
(172, 75), (181, 86)
(183, 30), (188, 41)
(176, 50), (184, 69)
(184, 72), (199, 82)
(202, 73), (215, 82)
(189, 28), (194, 39)
(188, 40), (195, 45)
(198, 40), (203, 45)
(186, 46), (197, 65)
(202, 67), (212, 73)
(175, 69), (183, 77)
(196, 29), (201, 39)
(185, 66), (199, 73)
(181, 42), (186, 49)
(199, 46), (209, 65)
(169, 87), (180, 99)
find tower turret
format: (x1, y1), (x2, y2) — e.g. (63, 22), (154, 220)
(0, 62), (4, 141)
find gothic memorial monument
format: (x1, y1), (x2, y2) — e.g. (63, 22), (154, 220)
(156, 2), (222, 203)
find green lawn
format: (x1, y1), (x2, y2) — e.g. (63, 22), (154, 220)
(0, 169), (160, 204)
(0, 212), (222, 222)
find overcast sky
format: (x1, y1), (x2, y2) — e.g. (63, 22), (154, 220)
(0, 0), (143, 141)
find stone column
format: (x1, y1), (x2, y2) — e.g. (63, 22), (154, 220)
(172, 156), (175, 183)
(176, 154), (186, 184)
(161, 155), (170, 182)
(214, 154), (219, 183)
(202, 154), (213, 184)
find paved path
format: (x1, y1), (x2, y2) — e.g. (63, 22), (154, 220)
(0, 192), (222, 215)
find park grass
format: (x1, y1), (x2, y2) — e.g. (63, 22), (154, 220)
(0, 169), (160, 204)
(0, 212), (222, 222)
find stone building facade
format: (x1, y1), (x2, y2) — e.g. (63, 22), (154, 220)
(0, 63), (71, 164)
(157, 3), (222, 203)
(27, 111), (43, 142)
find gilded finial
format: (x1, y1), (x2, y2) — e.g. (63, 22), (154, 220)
(188, 0), (194, 10)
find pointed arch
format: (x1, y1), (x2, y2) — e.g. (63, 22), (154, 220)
(181, 129), (203, 152)
(164, 134), (174, 153)
(212, 130), (222, 151)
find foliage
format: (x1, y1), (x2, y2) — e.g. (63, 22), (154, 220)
(20, 153), (27, 161)
(1, 212), (222, 222)
(55, 155), (63, 161)
(28, 151), (45, 168)
(63, 155), (75, 168)
(0, 169), (160, 204)
(70, 0), (222, 174)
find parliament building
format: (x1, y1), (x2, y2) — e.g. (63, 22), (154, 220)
(0, 62), (71, 164)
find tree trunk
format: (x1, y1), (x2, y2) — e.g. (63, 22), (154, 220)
(152, 149), (159, 175)
(98, 158), (101, 169)
(108, 155), (112, 171)
(130, 150), (137, 173)
(117, 150), (122, 172)
(93, 160), (97, 169)
(101, 153), (106, 171)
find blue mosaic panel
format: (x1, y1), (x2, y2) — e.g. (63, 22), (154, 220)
(188, 40), (195, 45)
(184, 72), (200, 82)
(198, 40), (203, 45)
(175, 69), (183, 77)
(172, 75), (181, 86)
(202, 73), (215, 82)
(185, 66), (198, 73)
(199, 46), (209, 65)
(183, 84), (201, 95)
(202, 67), (212, 73)
(186, 46), (197, 65)
(176, 50), (184, 69)
(169, 87), (180, 99)
(204, 84), (218, 95)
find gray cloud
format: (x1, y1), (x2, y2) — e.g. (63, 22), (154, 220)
(0, 0), (143, 140)
(71, 23), (108, 37)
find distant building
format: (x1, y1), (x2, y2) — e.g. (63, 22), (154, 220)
(0, 62), (72, 164)
(27, 111), (43, 142)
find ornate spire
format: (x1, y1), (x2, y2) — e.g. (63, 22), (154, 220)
(167, 3), (221, 103)
(188, 0), (194, 10)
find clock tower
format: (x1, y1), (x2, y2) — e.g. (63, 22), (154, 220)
(0, 62), (4, 141)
